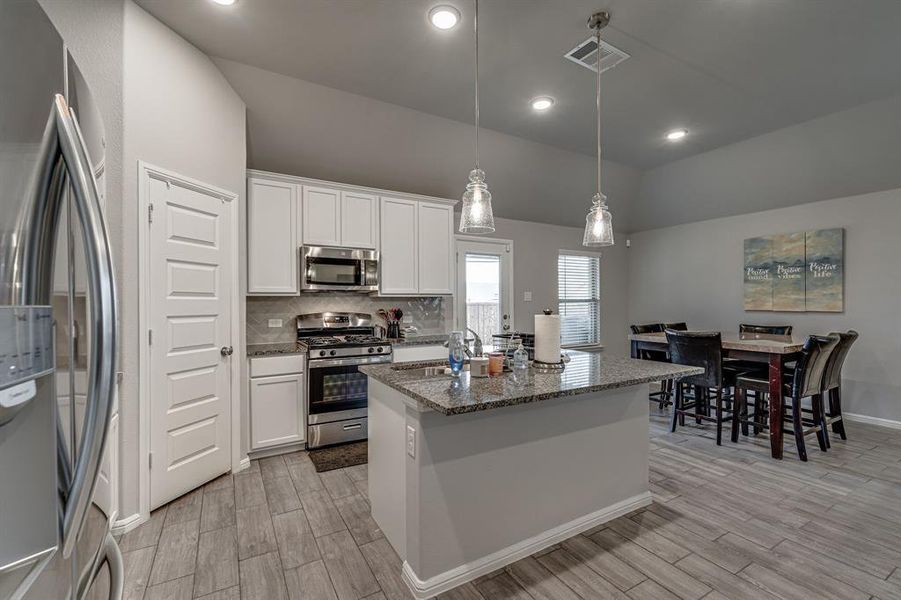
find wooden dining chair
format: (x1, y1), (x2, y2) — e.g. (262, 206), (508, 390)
(731, 334), (839, 461)
(665, 330), (742, 445)
(630, 323), (671, 408)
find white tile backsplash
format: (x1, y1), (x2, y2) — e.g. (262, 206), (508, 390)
(247, 294), (453, 344)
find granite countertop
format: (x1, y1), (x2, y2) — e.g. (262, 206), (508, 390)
(360, 351), (704, 415)
(247, 342), (306, 357)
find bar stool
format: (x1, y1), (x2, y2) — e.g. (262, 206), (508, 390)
(731, 334), (839, 461)
(630, 323), (669, 407)
(821, 330), (858, 442)
(666, 330), (743, 445)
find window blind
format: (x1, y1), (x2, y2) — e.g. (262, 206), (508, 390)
(558, 252), (601, 346)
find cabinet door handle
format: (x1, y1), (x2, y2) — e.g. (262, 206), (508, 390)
(342, 423), (363, 431)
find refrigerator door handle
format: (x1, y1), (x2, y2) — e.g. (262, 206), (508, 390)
(17, 95), (118, 560)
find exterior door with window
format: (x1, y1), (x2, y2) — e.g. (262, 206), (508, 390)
(455, 239), (513, 345)
(558, 251), (602, 347)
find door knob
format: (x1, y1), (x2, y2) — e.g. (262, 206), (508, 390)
(220, 346), (234, 356)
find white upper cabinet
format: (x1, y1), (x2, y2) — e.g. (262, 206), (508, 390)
(302, 186), (341, 247)
(302, 185), (378, 249)
(417, 202), (454, 295)
(379, 197), (419, 295)
(247, 177), (298, 295)
(379, 197), (454, 296)
(341, 191), (379, 249)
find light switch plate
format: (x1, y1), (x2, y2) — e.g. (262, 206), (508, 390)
(268, 319), (283, 328)
(524, 291), (533, 302)
(406, 425), (416, 458)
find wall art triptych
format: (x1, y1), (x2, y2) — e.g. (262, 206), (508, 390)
(743, 228), (844, 312)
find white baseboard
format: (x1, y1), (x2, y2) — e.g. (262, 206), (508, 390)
(236, 457), (251, 473)
(247, 441), (306, 460)
(844, 413), (901, 430)
(401, 491), (653, 599)
(111, 512), (147, 536)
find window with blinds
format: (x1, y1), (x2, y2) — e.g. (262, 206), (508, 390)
(558, 252), (601, 346)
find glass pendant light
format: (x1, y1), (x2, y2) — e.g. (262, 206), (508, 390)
(459, 0), (495, 234)
(583, 11), (614, 247)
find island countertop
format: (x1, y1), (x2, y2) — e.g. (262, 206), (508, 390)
(360, 352), (703, 415)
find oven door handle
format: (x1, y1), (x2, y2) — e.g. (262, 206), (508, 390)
(309, 356), (392, 368)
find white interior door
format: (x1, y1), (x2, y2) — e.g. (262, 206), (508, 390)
(455, 238), (513, 343)
(148, 175), (233, 509)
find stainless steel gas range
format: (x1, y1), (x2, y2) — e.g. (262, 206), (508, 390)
(297, 312), (392, 448)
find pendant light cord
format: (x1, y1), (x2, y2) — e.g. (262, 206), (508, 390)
(595, 25), (602, 197)
(474, 0), (480, 170)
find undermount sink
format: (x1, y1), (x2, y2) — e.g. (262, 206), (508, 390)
(392, 364), (469, 377)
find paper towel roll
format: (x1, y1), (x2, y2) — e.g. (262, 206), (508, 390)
(534, 314), (561, 364)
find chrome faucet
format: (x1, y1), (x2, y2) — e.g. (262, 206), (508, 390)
(443, 329), (483, 358)
(466, 328), (483, 357)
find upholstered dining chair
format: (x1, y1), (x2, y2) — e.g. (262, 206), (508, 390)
(665, 329), (745, 445)
(739, 323), (793, 336)
(732, 334), (840, 461)
(820, 330), (859, 442)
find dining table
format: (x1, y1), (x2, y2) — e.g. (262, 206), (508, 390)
(628, 330), (804, 459)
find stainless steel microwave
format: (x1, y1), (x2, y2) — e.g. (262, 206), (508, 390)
(300, 245), (379, 292)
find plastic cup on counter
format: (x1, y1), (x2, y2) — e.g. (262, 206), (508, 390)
(488, 352), (505, 376)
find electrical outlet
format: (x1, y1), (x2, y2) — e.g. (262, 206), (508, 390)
(406, 425), (416, 458)
(403, 315), (413, 324)
(524, 291), (533, 302)
(268, 319), (283, 328)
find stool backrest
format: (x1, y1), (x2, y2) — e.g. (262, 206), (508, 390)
(790, 334), (840, 399)
(665, 329), (722, 388)
(630, 323), (664, 334)
(740, 323), (793, 335)
(663, 322), (688, 331)
(822, 330), (859, 391)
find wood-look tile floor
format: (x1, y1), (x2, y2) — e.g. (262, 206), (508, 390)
(119, 412), (901, 599)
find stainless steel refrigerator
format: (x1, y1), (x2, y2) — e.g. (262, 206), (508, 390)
(0, 1), (122, 599)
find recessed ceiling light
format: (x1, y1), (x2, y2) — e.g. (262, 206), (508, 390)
(530, 97), (555, 112)
(429, 6), (460, 30)
(666, 128), (688, 141)
(211, 0), (236, 5)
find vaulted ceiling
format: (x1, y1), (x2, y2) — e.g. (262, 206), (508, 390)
(136, 0), (901, 169)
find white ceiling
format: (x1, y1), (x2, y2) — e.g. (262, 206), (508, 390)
(136, 0), (901, 169)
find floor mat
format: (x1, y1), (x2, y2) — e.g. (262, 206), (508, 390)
(307, 441), (367, 473)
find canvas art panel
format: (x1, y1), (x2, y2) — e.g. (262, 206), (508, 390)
(805, 228), (844, 312)
(743, 236), (773, 311)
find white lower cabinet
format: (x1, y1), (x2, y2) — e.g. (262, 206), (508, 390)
(249, 356), (306, 450)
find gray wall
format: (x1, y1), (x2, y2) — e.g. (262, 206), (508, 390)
(482, 215), (629, 356)
(627, 187), (901, 422)
(213, 58), (642, 233)
(119, 0), (247, 515)
(636, 93), (901, 232)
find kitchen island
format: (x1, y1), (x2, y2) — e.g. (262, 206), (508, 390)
(360, 352), (702, 599)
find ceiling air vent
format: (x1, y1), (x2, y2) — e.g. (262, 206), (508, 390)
(564, 37), (629, 73)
